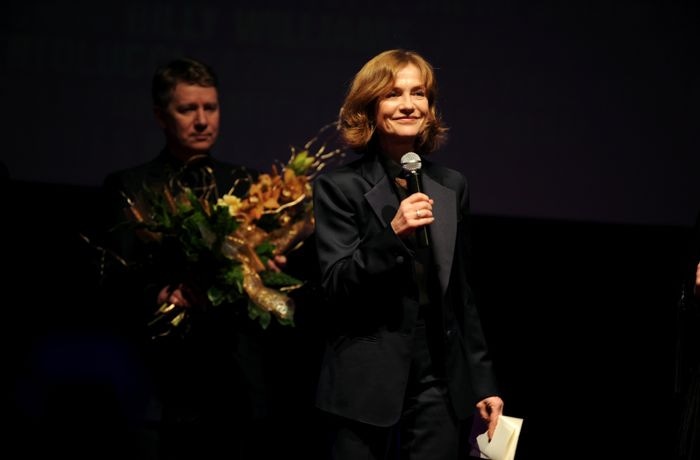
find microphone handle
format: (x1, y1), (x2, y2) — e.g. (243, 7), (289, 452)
(406, 171), (430, 248)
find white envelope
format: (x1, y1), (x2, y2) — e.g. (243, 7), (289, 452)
(475, 415), (523, 460)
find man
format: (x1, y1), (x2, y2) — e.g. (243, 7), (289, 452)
(102, 57), (275, 460)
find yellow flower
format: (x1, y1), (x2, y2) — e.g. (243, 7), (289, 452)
(280, 169), (308, 203)
(118, 121), (346, 334)
(217, 194), (244, 216)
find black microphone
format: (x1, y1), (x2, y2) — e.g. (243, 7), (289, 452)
(400, 152), (430, 248)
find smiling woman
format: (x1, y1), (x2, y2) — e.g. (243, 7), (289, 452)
(374, 63), (429, 149)
(312, 49), (504, 459)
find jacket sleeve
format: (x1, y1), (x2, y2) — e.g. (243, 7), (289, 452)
(313, 172), (412, 302)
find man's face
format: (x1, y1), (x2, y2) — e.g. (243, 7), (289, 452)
(156, 82), (220, 158)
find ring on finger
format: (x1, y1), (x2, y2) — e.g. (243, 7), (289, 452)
(416, 209), (421, 218)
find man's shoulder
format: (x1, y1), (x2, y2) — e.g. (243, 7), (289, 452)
(103, 156), (163, 184)
(102, 153), (193, 210)
(210, 157), (257, 175)
(208, 158), (258, 194)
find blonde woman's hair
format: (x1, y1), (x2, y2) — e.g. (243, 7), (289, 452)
(339, 49), (448, 154)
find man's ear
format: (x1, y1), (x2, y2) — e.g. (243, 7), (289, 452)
(153, 106), (167, 129)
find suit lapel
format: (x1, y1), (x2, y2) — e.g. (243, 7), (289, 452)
(423, 171), (456, 295)
(362, 155), (399, 227)
(360, 154), (457, 295)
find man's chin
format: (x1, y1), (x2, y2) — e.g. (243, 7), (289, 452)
(186, 142), (215, 154)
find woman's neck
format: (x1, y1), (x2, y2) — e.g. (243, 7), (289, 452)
(378, 138), (416, 163)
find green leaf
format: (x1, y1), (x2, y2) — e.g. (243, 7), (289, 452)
(219, 263), (245, 291)
(260, 270), (303, 287)
(248, 302), (271, 329)
(290, 150), (314, 175)
(276, 316), (295, 328)
(213, 211), (238, 243)
(255, 241), (276, 260)
(208, 285), (226, 306)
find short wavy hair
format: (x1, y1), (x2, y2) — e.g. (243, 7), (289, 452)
(339, 49), (448, 155)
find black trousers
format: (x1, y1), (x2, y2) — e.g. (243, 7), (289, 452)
(325, 322), (474, 460)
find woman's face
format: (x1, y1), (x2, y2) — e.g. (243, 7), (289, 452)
(374, 63), (429, 147)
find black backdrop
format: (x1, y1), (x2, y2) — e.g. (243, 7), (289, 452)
(2, 1), (698, 458)
(1, 0), (698, 225)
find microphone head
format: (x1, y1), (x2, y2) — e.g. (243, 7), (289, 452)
(400, 152), (422, 172)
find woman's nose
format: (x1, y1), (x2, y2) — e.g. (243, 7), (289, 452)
(398, 94), (414, 112)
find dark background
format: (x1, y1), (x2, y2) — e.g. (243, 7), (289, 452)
(1, 0), (697, 225)
(2, 1), (698, 458)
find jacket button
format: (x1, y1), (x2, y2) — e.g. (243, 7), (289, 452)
(396, 255), (404, 264)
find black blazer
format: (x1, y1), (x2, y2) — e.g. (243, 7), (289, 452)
(101, 150), (268, 421)
(313, 151), (499, 427)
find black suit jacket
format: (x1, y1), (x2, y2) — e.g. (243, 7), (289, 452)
(101, 150), (269, 422)
(313, 151), (499, 427)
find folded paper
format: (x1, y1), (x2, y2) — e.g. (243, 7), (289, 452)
(475, 415), (523, 460)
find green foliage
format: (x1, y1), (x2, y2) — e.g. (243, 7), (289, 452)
(260, 270), (302, 287)
(255, 240), (276, 259)
(248, 301), (272, 329)
(288, 150), (314, 176)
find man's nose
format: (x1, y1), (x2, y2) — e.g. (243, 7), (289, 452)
(194, 109), (208, 126)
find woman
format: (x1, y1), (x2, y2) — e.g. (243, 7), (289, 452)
(313, 49), (504, 459)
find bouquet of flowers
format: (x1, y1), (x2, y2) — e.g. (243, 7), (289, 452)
(116, 122), (345, 335)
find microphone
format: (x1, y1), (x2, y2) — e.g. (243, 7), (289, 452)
(400, 152), (430, 248)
